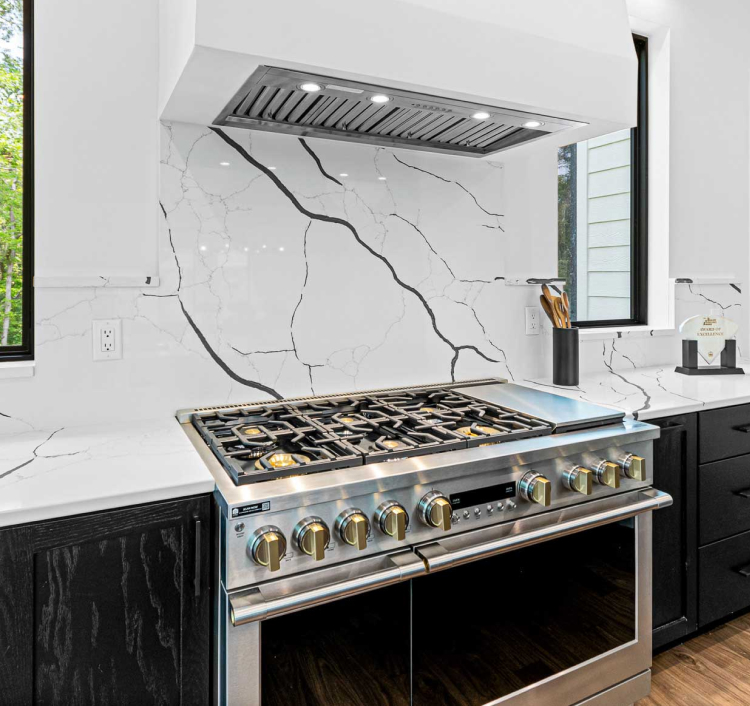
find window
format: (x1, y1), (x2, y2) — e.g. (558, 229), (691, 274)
(558, 35), (647, 327)
(0, 0), (32, 360)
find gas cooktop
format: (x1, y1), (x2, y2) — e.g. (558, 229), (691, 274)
(190, 381), (556, 485)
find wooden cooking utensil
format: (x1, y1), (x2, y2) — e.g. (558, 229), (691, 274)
(541, 283), (556, 309)
(540, 294), (562, 328)
(561, 292), (571, 327)
(553, 298), (568, 329)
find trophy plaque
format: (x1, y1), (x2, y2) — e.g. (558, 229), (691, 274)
(675, 314), (744, 375)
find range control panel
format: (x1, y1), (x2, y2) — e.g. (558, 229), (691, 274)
(222, 441), (652, 590)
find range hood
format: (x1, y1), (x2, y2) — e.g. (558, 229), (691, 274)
(214, 66), (585, 157)
(160, 0), (637, 157)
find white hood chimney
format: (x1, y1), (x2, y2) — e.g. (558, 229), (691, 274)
(159, 0), (637, 156)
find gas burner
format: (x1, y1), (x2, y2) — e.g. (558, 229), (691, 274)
(255, 452), (311, 470)
(456, 424), (501, 438)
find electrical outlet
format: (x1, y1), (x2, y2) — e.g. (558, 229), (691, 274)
(92, 319), (122, 361)
(525, 306), (540, 335)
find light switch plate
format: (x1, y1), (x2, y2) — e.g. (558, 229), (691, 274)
(92, 319), (122, 361)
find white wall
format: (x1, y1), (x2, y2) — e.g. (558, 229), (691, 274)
(35, 0), (159, 281)
(2, 0), (750, 433)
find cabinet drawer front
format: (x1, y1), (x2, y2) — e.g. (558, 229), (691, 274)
(699, 530), (750, 626)
(700, 404), (750, 464)
(699, 456), (750, 544)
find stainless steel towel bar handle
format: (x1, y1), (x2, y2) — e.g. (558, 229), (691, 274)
(229, 550), (425, 627)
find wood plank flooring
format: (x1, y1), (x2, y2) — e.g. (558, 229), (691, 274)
(638, 613), (750, 705)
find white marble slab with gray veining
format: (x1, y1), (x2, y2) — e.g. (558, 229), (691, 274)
(0, 418), (214, 528)
(524, 358), (750, 421)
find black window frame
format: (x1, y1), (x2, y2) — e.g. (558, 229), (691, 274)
(566, 34), (648, 329)
(0, 0), (34, 361)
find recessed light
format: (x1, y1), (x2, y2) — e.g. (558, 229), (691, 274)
(523, 120), (544, 128)
(378, 177), (387, 181)
(370, 94), (390, 104)
(279, 247), (285, 252)
(244, 247), (249, 252)
(300, 82), (322, 92)
(339, 173), (348, 177)
(199, 245), (207, 252)
(269, 166), (277, 171)
(472, 111), (491, 120)
(219, 161), (230, 166)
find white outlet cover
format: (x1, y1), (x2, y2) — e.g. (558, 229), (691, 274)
(525, 306), (540, 336)
(92, 319), (123, 361)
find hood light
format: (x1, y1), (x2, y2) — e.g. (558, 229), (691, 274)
(370, 94), (391, 104)
(472, 111), (491, 120)
(300, 82), (322, 93)
(523, 120), (544, 128)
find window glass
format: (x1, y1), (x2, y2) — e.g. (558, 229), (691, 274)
(0, 0), (25, 349)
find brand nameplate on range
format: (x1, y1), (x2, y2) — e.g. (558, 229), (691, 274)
(231, 501), (271, 518)
(450, 482), (516, 509)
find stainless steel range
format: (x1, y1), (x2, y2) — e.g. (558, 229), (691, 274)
(179, 379), (672, 706)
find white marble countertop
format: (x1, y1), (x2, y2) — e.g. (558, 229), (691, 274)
(0, 418), (214, 529)
(524, 359), (750, 421)
(4, 359), (750, 528)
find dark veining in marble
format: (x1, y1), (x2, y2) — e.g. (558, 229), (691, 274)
(211, 127), (503, 381)
(159, 201), (182, 291)
(290, 222), (324, 393)
(178, 299), (283, 400)
(0, 428), (80, 481)
(390, 153), (505, 227)
(158, 203), (282, 399)
(298, 139), (343, 187)
(687, 284), (739, 311)
(601, 342), (651, 417)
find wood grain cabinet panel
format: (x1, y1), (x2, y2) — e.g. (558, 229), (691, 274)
(650, 414), (698, 650)
(699, 403), (750, 464)
(699, 455), (750, 545)
(0, 495), (211, 706)
(699, 528), (750, 627)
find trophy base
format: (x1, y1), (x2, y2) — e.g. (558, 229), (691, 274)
(675, 366), (745, 376)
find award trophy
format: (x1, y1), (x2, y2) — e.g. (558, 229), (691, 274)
(675, 314), (744, 375)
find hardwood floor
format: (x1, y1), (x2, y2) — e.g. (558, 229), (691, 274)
(638, 613), (750, 705)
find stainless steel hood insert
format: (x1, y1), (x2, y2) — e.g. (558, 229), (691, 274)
(214, 66), (587, 157)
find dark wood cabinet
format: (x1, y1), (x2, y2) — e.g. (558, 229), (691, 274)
(0, 495), (211, 706)
(650, 413), (698, 650)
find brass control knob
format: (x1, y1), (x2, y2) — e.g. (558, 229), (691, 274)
(293, 516), (331, 561)
(419, 491), (452, 531)
(336, 508), (371, 550)
(519, 472), (552, 506)
(375, 501), (409, 541)
(563, 466), (593, 496)
(595, 460), (620, 489)
(620, 453), (646, 481)
(248, 526), (287, 572)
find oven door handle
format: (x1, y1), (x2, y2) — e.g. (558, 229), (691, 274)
(416, 488), (672, 573)
(229, 549), (425, 627)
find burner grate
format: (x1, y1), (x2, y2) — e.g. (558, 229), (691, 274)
(192, 386), (553, 485)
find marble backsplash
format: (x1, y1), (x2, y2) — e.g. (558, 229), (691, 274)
(0, 123), (545, 431)
(0, 122), (743, 432)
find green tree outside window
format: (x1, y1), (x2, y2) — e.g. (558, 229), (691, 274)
(0, 0), (23, 347)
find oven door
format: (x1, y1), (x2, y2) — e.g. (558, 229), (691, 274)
(413, 488), (672, 706)
(221, 550), (425, 706)
(220, 489), (670, 706)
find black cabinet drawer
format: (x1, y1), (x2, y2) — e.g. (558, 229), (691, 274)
(699, 455), (750, 545)
(700, 404), (750, 464)
(699, 529), (750, 626)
